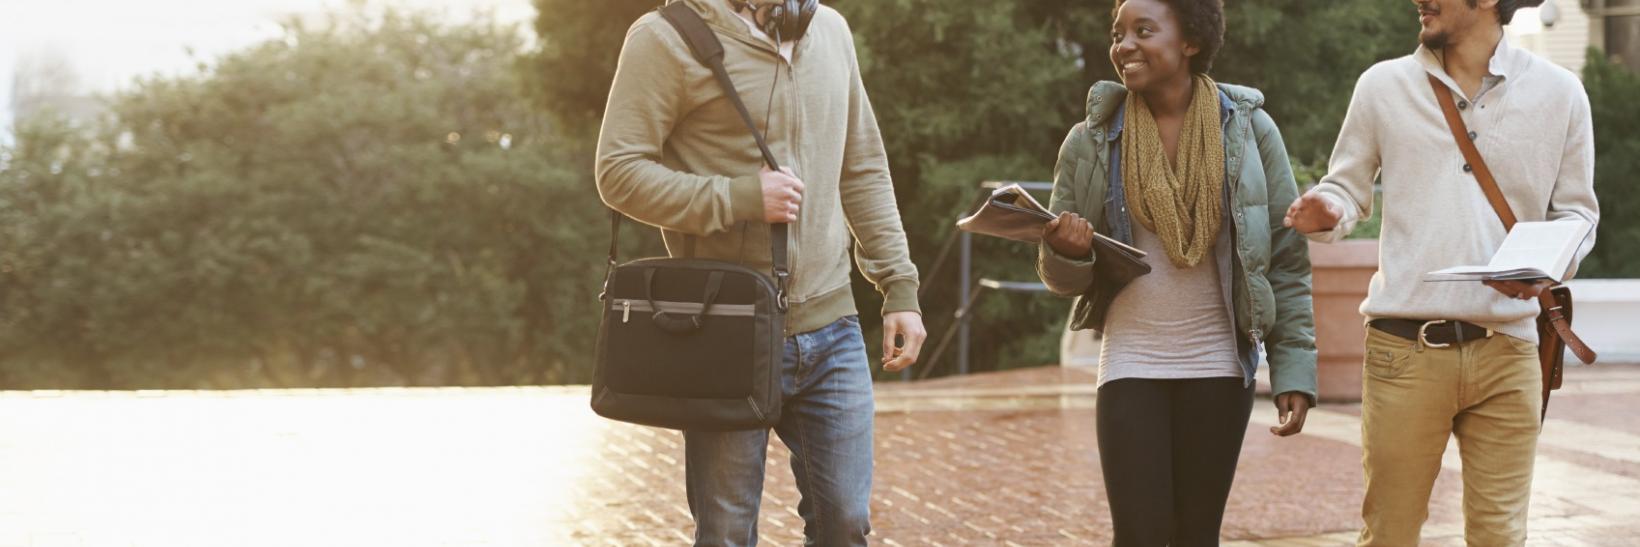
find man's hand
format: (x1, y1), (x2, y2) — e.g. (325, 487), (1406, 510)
(881, 311), (926, 372)
(1483, 278), (1554, 301)
(1044, 211), (1094, 259)
(760, 166), (804, 223)
(1269, 392), (1311, 437)
(1283, 191), (1343, 234)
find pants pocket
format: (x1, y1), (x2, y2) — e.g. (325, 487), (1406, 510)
(1364, 327), (1414, 379)
(1501, 332), (1539, 357)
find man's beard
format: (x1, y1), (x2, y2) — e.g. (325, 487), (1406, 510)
(1421, 28), (1452, 50)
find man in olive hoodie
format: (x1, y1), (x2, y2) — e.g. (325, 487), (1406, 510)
(595, 0), (924, 544)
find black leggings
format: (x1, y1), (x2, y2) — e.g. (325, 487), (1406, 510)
(1096, 377), (1256, 547)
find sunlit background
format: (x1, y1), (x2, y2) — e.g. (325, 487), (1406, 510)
(0, 2), (1564, 142)
(0, 0), (535, 143)
(0, 387), (609, 545)
(2, 0), (1639, 544)
(5, 0), (1635, 392)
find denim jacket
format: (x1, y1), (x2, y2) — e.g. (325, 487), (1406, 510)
(1036, 81), (1318, 403)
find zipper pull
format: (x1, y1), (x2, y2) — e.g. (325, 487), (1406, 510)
(1249, 328), (1263, 348)
(622, 301), (631, 323)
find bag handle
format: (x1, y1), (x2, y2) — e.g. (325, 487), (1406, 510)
(1427, 75), (1595, 365)
(602, 2), (790, 309)
(644, 269), (725, 333)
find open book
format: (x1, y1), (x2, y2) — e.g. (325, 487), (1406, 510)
(1424, 220), (1593, 283)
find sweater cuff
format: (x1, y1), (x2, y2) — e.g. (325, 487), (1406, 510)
(880, 279), (921, 316)
(728, 174), (765, 223)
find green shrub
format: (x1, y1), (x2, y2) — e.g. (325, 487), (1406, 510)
(1578, 49), (1640, 278)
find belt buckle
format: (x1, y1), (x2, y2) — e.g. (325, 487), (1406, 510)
(1419, 320), (1451, 349)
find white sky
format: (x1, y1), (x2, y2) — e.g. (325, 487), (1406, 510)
(0, 0), (536, 139)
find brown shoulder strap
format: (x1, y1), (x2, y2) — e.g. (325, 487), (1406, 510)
(1540, 289), (1596, 363)
(1427, 74), (1518, 230)
(1427, 75), (1596, 365)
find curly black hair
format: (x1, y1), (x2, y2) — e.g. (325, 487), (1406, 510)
(1113, 0), (1226, 74)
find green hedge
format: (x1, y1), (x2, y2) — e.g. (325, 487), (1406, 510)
(1578, 50), (1640, 278)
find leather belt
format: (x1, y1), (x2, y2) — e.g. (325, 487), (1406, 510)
(1368, 318), (1493, 348)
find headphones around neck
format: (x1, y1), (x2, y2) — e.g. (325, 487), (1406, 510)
(741, 0), (818, 43)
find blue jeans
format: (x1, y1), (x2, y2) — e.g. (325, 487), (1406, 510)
(684, 315), (875, 546)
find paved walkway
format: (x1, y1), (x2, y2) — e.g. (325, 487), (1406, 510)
(1, 365), (1638, 546)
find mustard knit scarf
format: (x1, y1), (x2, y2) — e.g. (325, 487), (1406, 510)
(1121, 75), (1225, 268)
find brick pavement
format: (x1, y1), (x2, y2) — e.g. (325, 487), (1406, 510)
(0, 365), (1637, 545)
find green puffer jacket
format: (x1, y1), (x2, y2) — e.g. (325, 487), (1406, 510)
(1037, 81), (1318, 403)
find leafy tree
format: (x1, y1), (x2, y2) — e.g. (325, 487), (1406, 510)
(520, 0), (1416, 379)
(1578, 49), (1640, 278)
(829, 0), (1410, 376)
(1212, 0), (1412, 164)
(0, 9), (607, 388)
(522, 0), (658, 137)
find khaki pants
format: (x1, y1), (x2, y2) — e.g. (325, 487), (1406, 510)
(1357, 325), (1542, 547)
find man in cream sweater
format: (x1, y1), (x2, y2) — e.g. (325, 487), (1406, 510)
(1285, 0), (1598, 545)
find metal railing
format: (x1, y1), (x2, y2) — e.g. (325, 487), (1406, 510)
(909, 181), (1056, 381)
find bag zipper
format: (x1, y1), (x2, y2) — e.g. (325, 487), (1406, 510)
(614, 299), (757, 322)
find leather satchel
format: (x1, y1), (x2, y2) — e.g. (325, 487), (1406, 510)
(1427, 75), (1597, 421)
(590, 2), (793, 431)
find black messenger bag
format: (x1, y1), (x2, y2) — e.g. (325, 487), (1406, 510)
(591, 2), (792, 431)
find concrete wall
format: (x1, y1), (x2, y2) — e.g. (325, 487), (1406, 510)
(1564, 279), (1640, 364)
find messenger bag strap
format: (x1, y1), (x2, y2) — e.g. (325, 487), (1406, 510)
(600, 209), (621, 302)
(1428, 76), (1593, 352)
(661, 1), (789, 309)
(1538, 290), (1595, 363)
(1427, 75), (1596, 363)
(1428, 75), (1517, 230)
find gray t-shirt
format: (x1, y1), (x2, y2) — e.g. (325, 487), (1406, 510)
(1098, 223), (1244, 386)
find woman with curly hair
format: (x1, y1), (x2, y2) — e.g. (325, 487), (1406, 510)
(1035, 0), (1318, 543)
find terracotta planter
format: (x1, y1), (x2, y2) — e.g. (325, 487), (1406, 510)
(1308, 239), (1378, 402)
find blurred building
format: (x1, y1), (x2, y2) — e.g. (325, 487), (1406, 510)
(1510, 0), (1640, 74)
(1596, 0), (1640, 72)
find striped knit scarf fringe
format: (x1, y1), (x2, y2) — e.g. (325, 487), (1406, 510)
(1121, 74), (1225, 268)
